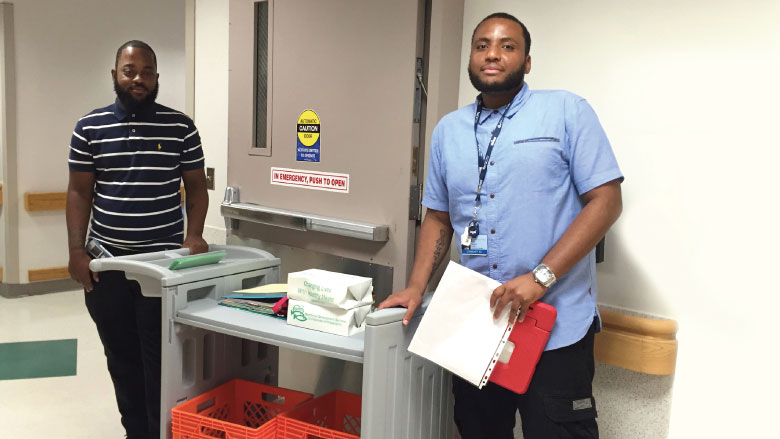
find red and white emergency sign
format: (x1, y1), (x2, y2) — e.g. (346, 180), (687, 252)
(270, 167), (349, 193)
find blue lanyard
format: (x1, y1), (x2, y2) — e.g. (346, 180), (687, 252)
(471, 96), (512, 222)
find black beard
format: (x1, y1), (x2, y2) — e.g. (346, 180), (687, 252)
(113, 77), (159, 111)
(468, 64), (525, 94)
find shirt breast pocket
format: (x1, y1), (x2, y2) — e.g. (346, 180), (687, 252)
(514, 136), (560, 144)
(510, 137), (568, 193)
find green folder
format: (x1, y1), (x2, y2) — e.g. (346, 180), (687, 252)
(168, 251), (226, 270)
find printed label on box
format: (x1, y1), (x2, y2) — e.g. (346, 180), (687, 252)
(287, 299), (372, 336)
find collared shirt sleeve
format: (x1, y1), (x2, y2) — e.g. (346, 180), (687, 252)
(565, 98), (624, 195)
(180, 120), (205, 171)
(68, 121), (94, 172)
(421, 123), (449, 212)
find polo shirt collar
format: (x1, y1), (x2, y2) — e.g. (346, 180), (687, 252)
(476, 82), (530, 124)
(112, 99), (156, 121)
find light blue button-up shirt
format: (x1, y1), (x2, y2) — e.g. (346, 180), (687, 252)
(423, 83), (623, 350)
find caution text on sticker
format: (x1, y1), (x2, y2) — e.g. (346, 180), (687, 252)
(270, 167), (349, 193)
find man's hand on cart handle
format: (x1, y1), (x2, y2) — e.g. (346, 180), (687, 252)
(378, 287), (424, 326)
(182, 235), (209, 255)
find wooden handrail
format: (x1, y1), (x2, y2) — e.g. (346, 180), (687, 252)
(24, 192), (67, 211)
(28, 267), (70, 282)
(599, 308), (678, 339)
(23, 187), (186, 212)
(595, 306), (678, 375)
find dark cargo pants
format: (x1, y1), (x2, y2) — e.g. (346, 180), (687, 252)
(85, 270), (161, 439)
(453, 318), (599, 439)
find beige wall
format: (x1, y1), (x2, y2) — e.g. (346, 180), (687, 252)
(0, 3), (11, 274)
(193, 0), (229, 245)
(462, 1), (780, 437)
(3, 0), (186, 282)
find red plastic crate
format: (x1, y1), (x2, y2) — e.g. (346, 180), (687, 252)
(277, 390), (361, 439)
(172, 379), (312, 439)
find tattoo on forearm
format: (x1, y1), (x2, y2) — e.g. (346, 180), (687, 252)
(430, 229), (448, 277)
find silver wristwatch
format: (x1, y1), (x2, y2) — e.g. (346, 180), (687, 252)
(532, 263), (557, 288)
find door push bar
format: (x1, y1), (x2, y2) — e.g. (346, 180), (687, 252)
(221, 186), (390, 242)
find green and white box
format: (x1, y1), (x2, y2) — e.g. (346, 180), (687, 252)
(287, 269), (373, 309)
(287, 299), (372, 336)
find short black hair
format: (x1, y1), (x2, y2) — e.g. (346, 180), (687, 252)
(115, 40), (157, 68)
(471, 12), (531, 57)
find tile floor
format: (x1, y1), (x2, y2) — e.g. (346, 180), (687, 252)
(0, 290), (125, 438)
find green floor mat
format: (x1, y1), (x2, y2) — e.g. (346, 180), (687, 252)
(0, 339), (77, 380)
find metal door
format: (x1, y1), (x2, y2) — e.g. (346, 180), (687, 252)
(224, 0), (427, 299)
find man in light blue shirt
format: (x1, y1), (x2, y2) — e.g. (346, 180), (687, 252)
(379, 12), (623, 439)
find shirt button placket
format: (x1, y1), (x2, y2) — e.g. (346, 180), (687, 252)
(485, 170), (497, 273)
(129, 116), (135, 148)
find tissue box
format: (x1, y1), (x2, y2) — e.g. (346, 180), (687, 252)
(287, 299), (372, 336)
(287, 269), (373, 309)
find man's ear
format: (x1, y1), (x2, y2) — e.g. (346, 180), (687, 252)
(524, 56), (532, 74)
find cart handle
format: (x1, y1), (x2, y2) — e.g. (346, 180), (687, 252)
(365, 293), (432, 326)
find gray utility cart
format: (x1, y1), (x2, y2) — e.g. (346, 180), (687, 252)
(89, 245), (452, 439)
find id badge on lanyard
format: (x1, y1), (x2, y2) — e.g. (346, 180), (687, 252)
(461, 95), (512, 255)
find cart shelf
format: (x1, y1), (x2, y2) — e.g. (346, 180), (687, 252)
(176, 298), (365, 363)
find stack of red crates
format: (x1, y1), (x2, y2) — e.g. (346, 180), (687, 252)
(172, 380), (363, 439)
(171, 379), (312, 439)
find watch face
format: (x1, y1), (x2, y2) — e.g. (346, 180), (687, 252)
(534, 265), (555, 286)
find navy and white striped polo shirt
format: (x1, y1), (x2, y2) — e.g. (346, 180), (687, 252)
(68, 100), (205, 254)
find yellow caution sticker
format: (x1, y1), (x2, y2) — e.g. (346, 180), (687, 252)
(296, 109), (321, 162)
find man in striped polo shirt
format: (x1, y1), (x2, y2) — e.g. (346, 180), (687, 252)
(66, 40), (208, 439)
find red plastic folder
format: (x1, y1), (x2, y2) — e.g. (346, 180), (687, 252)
(488, 301), (557, 394)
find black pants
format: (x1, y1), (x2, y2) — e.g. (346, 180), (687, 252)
(453, 318), (599, 439)
(84, 270), (161, 439)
